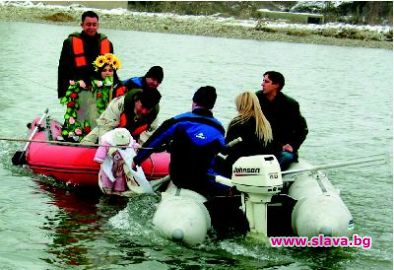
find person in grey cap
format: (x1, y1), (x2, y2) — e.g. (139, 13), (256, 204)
(133, 86), (229, 198)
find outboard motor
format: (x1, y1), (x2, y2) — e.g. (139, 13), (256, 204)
(231, 155), (283, 238)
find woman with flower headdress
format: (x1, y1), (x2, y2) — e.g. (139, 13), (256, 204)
(59, 53), (122, 142)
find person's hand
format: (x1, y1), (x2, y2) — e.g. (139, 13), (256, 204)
(282, 144), (293, 152)
(78, 80), (87, 89)
(228, 186), (240, 197)
(95, 80), (103, 87)
(131, 161), (137, 170)
(132, 142), (141, 151)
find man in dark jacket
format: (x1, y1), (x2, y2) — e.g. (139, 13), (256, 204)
(57, 11), (114, 99)
(256, 71), (308, 170)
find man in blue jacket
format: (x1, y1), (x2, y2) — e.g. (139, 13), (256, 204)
(134, 86), (249, 237)
(133, 86), (226, 198)
(123, 66), (164, 91)
(114, 66), (164, 97)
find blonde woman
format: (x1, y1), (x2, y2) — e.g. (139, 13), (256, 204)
(219, 91), (279, 178)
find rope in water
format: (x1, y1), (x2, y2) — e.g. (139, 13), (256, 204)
(0, 137), (155, 150)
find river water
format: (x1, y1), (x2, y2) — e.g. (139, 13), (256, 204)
(0, 21), (392, 270)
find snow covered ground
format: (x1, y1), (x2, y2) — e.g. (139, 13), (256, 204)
(1, 0), (391, 36)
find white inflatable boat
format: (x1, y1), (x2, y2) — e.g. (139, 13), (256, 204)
(151, 154), (384, 246)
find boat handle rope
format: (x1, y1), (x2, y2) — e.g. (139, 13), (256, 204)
(0, 137), (156, 150)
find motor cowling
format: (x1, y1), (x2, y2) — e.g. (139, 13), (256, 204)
(231, 155), (283, 196)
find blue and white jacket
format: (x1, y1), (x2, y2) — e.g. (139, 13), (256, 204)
(134, 108), (226, 196)
(122, 76), (144, 90)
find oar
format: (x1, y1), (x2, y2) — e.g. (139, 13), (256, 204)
(214, 154), (388, 186)
(11, 109), (49, 166)
(0, 137), (154, 149)
(282, 155), (387, 176)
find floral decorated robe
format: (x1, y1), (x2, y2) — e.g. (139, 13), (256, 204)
(60, 77), (114, 141)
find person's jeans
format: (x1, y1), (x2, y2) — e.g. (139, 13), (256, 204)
(278, 151), (296, 171)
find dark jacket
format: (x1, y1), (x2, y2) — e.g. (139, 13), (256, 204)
(134, 108), (225, 197)
(57, 32), (114, 98)
(256, 91), (308, 152)
(217, 117), (280, 178)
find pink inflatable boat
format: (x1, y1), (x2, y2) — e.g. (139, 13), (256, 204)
(24, 117), (170, 187)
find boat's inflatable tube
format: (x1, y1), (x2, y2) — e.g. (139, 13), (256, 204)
(288, 170), (354, 238)
(152, 183), (211, 246)
(25, 118), (170, 186)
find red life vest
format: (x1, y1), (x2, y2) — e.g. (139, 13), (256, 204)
(119, 113), (148, 137)
(119, 113), (127, 128)
(71, 36), (111, 68)
(114, 85), (127, 98)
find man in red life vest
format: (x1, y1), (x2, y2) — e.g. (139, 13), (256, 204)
(57, 10), (114, 99)
(112, 66), (164, 142)
(81, 89), (162, 145)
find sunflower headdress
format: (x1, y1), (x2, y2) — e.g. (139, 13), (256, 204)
(92, 53), (122, 71)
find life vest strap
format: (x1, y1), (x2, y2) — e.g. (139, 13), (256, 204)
(72, 37), (86, 67)
(100, 38), (111, 54)
(119, 113), (127, 128)
(114, 86), (127, 97)
(72, 36), (111, 68)
(119, 113), (149, 137)
(74, 56), (87, 67)
(132, 124), (148, 136)
(72, 36), (84, 55)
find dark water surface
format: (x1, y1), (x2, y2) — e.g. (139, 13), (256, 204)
(0, 21), (392, 269)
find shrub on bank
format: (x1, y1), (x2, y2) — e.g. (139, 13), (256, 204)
(42, 12), (74, 22)
(255, 20), (392, 42)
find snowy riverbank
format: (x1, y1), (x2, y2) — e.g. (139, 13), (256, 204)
(0, 1), (392, 49)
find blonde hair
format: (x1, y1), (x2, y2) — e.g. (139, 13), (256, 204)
(229, 91), (273, 146)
